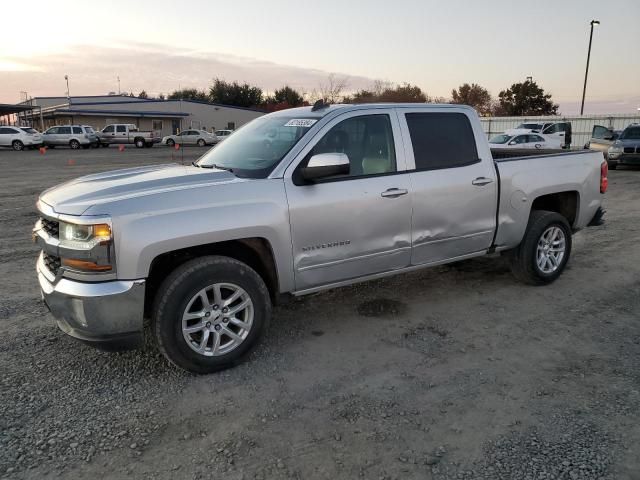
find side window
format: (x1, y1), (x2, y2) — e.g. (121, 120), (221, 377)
(46, 127), (59, 134)
(530, 135), (545, 142)
(59, 127), (71, 135)
(116, 125), (127, 133)
(543, 123), (563, 134)
(406, 112), (478, 170)
(72, 126), (82, 134)
(0, 127), (16, 134)
(513, 135), (528, 144)
(103, 125), (114, 133)
(306, 114), (396, 179)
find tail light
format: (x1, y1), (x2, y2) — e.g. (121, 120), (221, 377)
(600, 160), (608, 194)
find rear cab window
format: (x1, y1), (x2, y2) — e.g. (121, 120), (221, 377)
(404, 112), (478, 170)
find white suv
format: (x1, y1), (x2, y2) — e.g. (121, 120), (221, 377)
(43, 125), (97, 149)
(0, 126), (43, 150)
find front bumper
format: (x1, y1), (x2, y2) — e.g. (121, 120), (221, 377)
(37, 253), (145, 350)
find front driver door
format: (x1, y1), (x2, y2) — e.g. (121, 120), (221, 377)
(284, 110), (412, 292)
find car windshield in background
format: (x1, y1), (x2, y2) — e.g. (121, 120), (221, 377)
(489, 134), (513, 144)
(620, 127), (640, 140)
(516, 123), (543, 130)
(196, 116), (317, 178)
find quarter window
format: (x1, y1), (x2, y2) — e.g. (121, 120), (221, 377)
(72, 126), (82, 134)
(405, 113), (478, 170)
(305, 114), (397, 179)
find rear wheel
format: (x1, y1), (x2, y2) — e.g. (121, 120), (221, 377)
(12, 140), (24, 151)
(197, 139), (206, 147)
(134, 138), (145, 148)
(69, 139), (80, 149)
(153, 256), (271, 374)
(509, 210), (572, 285)
(166, 139), (175, 147)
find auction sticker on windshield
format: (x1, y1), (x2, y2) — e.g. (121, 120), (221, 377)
(284, 119), (318, 128)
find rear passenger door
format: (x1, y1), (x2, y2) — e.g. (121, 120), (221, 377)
(116, 125), (128, 143)
(399, 109), (498, 265)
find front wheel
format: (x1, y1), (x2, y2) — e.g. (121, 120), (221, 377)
(153, 256), (271, 374)
(197, 139), (206, 147)
(134, 138), (145, 148)
(509, 210), (572, 285)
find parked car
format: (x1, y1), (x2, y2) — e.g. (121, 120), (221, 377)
(97, 124), (160, 148)
(214, 129), (233, 141)
(34, 103), (607, 373)
(19, 127), (44, 149)
(0, 125), (43, 150)
(506, 121), (572, 148)
(490, 133), (562, 150)
(162, 129), (218, 147)
(42, 125), (97, 149)
(586, 125), (621, 162)
(606, 123), (640, 169)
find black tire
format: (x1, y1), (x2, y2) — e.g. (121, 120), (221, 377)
(166, 139), (175, 147)
(153, 255), (271, 374)
(134, 138), (145, 148)
(197, 139), (206, 147)
(69, 140), (80, 149)
(509, 210), (572, 285)
(12, 140), (24, 151)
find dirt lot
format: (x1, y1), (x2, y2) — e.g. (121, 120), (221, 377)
(1, 147), (639, 480)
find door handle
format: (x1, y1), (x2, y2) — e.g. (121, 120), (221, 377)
(381, 188), (408, 198)
(472, 177), (494, 186)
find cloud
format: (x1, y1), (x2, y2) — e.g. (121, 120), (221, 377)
(0, 43), (375, 102)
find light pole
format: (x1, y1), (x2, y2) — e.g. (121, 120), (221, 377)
(580, 20), (600, 115)
(65, 75), (71, 105)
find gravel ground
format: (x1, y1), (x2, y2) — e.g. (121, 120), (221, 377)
(1, 147), (639, 479)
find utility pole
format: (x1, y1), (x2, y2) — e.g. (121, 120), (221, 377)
(117, 76), (121, 95)
(65, 75), (71, 106)
(580, 20), (600, 115)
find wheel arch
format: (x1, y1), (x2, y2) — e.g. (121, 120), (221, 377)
(530, 190), (580, 228)
(144, 238), (280, 318)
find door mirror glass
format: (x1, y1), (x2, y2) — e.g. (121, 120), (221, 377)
(302, 153), (350, 181)
(508, 141), (516, 146)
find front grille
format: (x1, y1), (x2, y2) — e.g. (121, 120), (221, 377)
(623, 147), (635, 154)
(42, 252), (61, 276)
(41, 217), (59, 238)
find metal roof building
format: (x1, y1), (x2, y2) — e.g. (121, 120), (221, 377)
(17, 95), (264, 136)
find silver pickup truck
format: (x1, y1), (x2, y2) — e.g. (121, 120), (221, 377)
(34, 103), (608, 373)
(97, 123), (161, 148)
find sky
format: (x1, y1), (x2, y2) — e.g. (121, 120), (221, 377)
(1, 0), (639, 114)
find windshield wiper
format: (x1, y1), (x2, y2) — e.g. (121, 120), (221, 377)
(212, 164), (234, 173)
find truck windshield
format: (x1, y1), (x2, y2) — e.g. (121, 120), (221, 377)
(196, 115), (317, 178)
(489, 134), (513, 144)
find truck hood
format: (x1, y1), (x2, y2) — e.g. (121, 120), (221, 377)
(40, 163), (239, 215)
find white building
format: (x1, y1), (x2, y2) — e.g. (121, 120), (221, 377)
(19, 95), (264, 136)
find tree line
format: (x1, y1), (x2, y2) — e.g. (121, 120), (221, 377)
(135, 76), (559, 116)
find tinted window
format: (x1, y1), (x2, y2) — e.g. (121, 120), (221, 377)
(306, 114), (396, 178)
(0, 127), (17, 134)
(45, 127), (59, 134)
(406, 113), (478, 170)
(512, 135), (528, 144)
(72, 126), (82, 134)
(116, 125), (127, 133)
(592, 126), (610, 139)
(529, 135), (545, 142)
(103, 125), (114, 133)
(21, 128), (38, 134)
(620, 127), (640, 140)
(58, 127), (71, 135)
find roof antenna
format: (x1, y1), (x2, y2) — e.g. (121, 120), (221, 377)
(311, 99), (329, 112)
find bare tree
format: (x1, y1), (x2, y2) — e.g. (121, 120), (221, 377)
(318, 74), (349, 104)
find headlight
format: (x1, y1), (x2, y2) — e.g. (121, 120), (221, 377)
(608, 146), (623, 154)
(59, 221), (112, 250)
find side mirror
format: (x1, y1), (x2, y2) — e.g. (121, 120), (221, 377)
(508, 141), (517, 146)
(302, 153), (350, 181)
